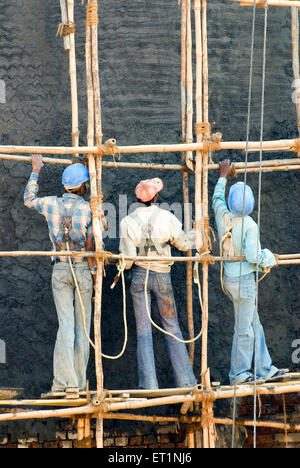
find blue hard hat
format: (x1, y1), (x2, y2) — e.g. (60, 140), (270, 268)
(62, 163), (89, 188)
(228, 182), (255, 216)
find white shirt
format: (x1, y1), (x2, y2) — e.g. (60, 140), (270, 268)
(119, 205), (198, 273)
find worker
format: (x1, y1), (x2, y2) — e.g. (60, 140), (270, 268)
(119, 178), (197, 390)
(212, 159), (290, 385)
(24, 155), (96, 399)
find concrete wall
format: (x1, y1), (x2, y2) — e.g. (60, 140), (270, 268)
(0, 0), (299, 432)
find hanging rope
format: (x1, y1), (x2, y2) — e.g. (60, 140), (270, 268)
(253, 0), (269, 448)
(65, 237), (128, 360)
(143, 253), (209, 345)
(231, 0), (258, 449)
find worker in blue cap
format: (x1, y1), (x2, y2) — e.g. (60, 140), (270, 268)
(24, 156), (96, 399)
(212, 160), (290, 386)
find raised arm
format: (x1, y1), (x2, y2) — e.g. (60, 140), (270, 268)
(24, 155), (46, 213)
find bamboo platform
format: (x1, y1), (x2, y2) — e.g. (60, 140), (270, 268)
(1, 0), (300, 450)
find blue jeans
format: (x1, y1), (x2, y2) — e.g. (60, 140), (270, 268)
(223, 273), (278, 385)
(51, 263), (93, 391)
(130, 266), (196, 390)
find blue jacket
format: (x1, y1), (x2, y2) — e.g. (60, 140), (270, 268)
(212, 177), (276, 278)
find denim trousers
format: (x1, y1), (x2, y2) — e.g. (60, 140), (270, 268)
(130, 266), (196, 390)
(223, 273), (278, 385)
(51, 263), (93, 391)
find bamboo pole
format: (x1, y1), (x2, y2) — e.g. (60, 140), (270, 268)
(0, 138), (299, 155)
(200, 0), (216, 449)
(181, 0), (195, 365)
(2, 250), (300, 264)
(59, 0), (71, 50)
(194, 0), (204, 254)
(2, 153), (300, 173)
(86, 0), (104, 449)
(185, 0), (194, 171)
(292, 6), (300, 156)
(229, 0), (300, 7)
(67, 0), (80, 150)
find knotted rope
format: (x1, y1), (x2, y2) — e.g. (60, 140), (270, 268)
(86, 2), (98, 27)
(56, 22), (76, 37)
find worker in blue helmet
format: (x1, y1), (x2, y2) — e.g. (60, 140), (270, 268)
(24, 156), (97, 399)
(212, 160), (290, 386)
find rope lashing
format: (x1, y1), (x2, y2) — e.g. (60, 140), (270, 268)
(86, 2), (98, 28)
(195, 122), (211, 136)
(56, 22), (76, 37)
(292, 138), (300, 153)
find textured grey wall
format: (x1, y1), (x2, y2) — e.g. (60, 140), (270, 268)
(0, 0), (299, 401)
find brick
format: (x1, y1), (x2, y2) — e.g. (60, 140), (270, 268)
(55, 431), (67, 441)
(157, 435), (170, 444)
(61, 441), (73, 449)
(274, 433), (300, 444)
(104, 438), (114, 447)
(115, 437), (128, 447)
(156, 425), (177, 435)
(143, 434), (156, 445)
(43, 442), (59, 449)
(129, 436), (143, 446)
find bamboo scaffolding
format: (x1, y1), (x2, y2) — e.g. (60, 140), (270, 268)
(59, 0), (71, 50)
(1, 0), (299, 450)
(85, 0), (104, 449)
(2, 250), (300, 266)
(292, 7), (300, 155)
(181, 0), (195, 366)
(229, 0), (300, 6)
(0, 137), (300, 155)
(67, 0), (80, 149)
(2, 153), (300, 174)
(200, 0), (216, 449)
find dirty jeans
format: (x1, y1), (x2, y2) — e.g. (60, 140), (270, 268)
(130, 266), (196, 389)
(223, 273), (278, 385)
(51, 263), (93, 391)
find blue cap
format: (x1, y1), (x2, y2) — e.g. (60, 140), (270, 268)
(62, 163), (89, 188)
(228, 182), (255, 216)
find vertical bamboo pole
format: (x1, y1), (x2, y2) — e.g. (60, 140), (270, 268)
(194, 0), (203, 448)
(200, 0), (216, 449)
(194, 0), (203, 254)
(292, 7), (300, 156)
(185, 0), (194, 171)
(184, 0), (196, 447)
(181, 0), (195, 366)
(67, 0), (80, 149)
(86, 0), (104, 449)
(77, 417), (85, 447)
(59, 0), (71, 50)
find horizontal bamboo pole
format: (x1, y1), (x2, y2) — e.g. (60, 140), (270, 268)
(1, 153), (300, 175)
(229, 0), (300, 7)
(103, 413), (300, 432)
(1, 250), (300, 265)
(0, 404), (299, 432)
(102, 381), (300, 413)
(0, 405), (95, 422)
(0, 138), (299, 155)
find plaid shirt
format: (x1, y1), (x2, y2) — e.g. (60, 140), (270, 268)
(24, 173), (93, 262)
